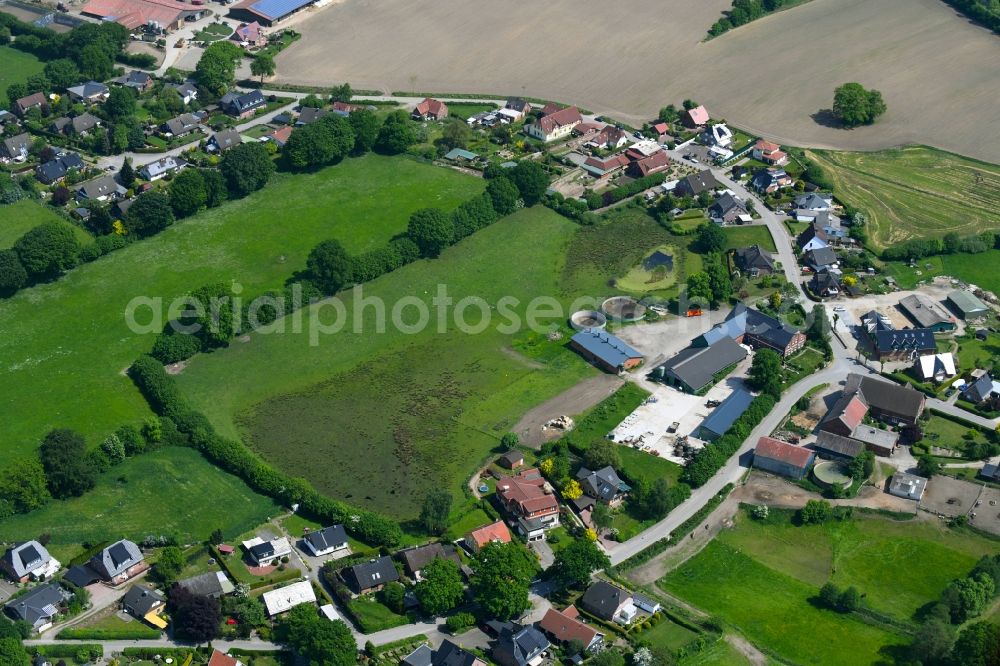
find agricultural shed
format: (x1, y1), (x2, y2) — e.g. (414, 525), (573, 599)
(569, 329), (643, 373)
(752, 436), (815, 480)
(947, 290), (989, 319)
(698, 388), (754, 441)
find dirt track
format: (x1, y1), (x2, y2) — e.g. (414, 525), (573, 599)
(510, 373), (623, 448)
(277, 0), (1000, 162)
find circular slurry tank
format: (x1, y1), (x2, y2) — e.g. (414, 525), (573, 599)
(813, 461), (853, 489)
(601, 296), (647, 322)
(570, 310), (608, 331)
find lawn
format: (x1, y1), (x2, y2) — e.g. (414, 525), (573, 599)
(177, 207), (597, 520)
(0, 447), (281, 547)
(635, 616), (701, 652)
(921, 414), (989, 455)
(807, 146), (1000, 252)
(0, 200), (92, 249)
(954, 333), (1000, 373)
(721, 225), (776, 252)
(882, 251), (1000, 296)
(616, 244), (682, 293)
(0, 155), (483, 459)
(443, 102), (498, 120)
(661, 540), (908, 666)
(0, 45), (44, 101)
(782, 347), (827, 388)
(347, 597), (410, 633)
(678, 637), (755, 666)
(194, 23), (233, 42)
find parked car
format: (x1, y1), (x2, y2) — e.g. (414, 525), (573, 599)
(667, 422), (680, 433)
(833, 306), (846, 312)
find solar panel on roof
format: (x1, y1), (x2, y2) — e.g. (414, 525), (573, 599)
(249, 0), (313, 20)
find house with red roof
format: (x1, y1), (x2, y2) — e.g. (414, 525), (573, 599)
(412, 98), (449, 121)
(587, 126), (627, 150)
(539, 606), (604, 653)
(753, 437), (815, 480)
(496, 469), (560, 540)
(81, 0), (206, 32)
(230, 21), (267, 49)
(464, 520), (511, 553)
(207, 651), (242, 666)
(752, 139), (789, 166)
(629, 151), (671, 178)
(651, 122), (670, 141)
(525, 106), (582, 142)
(818, 393), (868, 437)
(581, 154), (630, 180)
(264, 125), (293, 147)
(681, 105), (710, 128)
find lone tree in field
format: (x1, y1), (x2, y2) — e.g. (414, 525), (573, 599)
(250, 53), (275, 85)
(832, 83), (886, 128)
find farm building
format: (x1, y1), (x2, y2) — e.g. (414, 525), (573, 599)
(947, 290), (990, 320)
(850, 424), (899, 457)
(889, 472), (927, 501)
(524, 106), (582, 142)
(898, 294), (956, 332)
(814, 431), (865, 459)
(694, 304), (806, 358)
(569, 329), (643, 373)
(753, 436), (815, 480)
(81, 0), (206, 32)
(499, 449), (524, 469)
(860, 310), (936, 361)
(652, 337), (747, 393)
(229, 0), (317, 26)
(844, 373), (925, 426)
(698, 388), (754, 441)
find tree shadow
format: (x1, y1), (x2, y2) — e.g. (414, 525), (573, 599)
(811, 109), (846, 130)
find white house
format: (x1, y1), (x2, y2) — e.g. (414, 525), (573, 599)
(262, 580), (316, 617)
(917, 352), (957, 382)
(243, 537), (292, 566)
(140, 156), (187, 181)
(889, 472), (927, 501)
(301, 525), (348, 557)
(524, 106), (582, 142)
(706, 123), (733, 148)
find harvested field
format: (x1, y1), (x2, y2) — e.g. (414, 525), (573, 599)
(277, 0), (1000, 162)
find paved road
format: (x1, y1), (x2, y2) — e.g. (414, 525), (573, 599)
(927, 396), (1000, 430)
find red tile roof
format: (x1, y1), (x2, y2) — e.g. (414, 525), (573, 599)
(232, 21), (265, 43)
(497, 469), (559, 517)
(755, 437), (814, 469)
(685, 105), (710, 126)
(540, 606), (599, 646)
(540, 102), (562, 116)
(208, 651), (240, 666)
(755, 139), (781, 153)
(414, 98), (447, 117)
(652, 122), (669, 135)
(584, 154), (630, 172)
(536, 106), (582, 135)
(81, 0), (194, 30)
(466, 520), (511, 550)
(266, 126), (293, 145)
(633, 151), (670, 177)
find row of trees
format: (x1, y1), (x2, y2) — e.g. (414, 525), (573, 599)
(283, 109), (419, 169)
(707, 0), (794, 37)
(0, 15), (130, 84)
(881, 231), (1000, 262)
(682, 394), (777, 486)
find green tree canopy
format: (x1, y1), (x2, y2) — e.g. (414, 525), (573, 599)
(414, 558), (465, 615)
(550, 538), (610, 590)
(250, 53), (275, 84)
(407, 208), (454, 258)
(0, 459), (50, 517)
(832, 82), (887, 128)
(0, 249), (27, 296)
(195, 41), (244, 95)
(39, 428), (96, 499)
(279, 603), (356, 666)
(374, 111), (417, 154)
(124, 191), (175, 238)
(486, 177), (521, 216)
(168, 169), (208, 218)
(348, 109), (380, 155)
(283, 114), (355, 169)
(748, 348), (783, 398)
(471, 541), (539, 620)
(220, 142), (275, 197)
(306, 239), (353, 295)
(104, 86), (135, 121)
(419, 489), (452, 536)
(507, 161), (549, 206)
(13, 223), (79, 280)
(694, 223), (726, 253)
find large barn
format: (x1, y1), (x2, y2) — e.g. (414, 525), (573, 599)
(229, 0), (317, 26)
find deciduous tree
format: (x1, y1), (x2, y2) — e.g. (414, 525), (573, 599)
(306, 239), (353, 295)
(549, 538), (609, 590)
(414, 558), (464, 615)
(471, 541), (538, 620)
(419, 489), (452, 536)
(407, 208), (453, 258)
(39, 429), (96, 499)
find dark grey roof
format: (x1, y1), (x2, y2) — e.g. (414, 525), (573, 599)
(571, 329), (642, 369)
(90, 539), (142, 579)
(36, 153), (84, 183)
(178, 572), (224, 597)
(222, 90), (265, 114)
(344, 556), (399, 592)
(964, 373), (996, 403)
(580, 581), (631, 621)
(708, 192), (746, 217)
(812, 269), (840, 291)
(731, 303), (802, 351)
(164, 112), (203, 135)
(173, 81), (198, 98)
(2, 132), (30, 158)
(397, 543), (458, 576)
(119, 70), (152, 88)
(433, 640), (481, 666)
(296, 106), (329, 125)
(495, 625), (550, 666)
(899, 294), (953, 329)
(797, 224), (827, 249)
(209, 129), (243, 151)
(655, 336), (747, 392)
(871, 328), (935, 356)
(700, 388), (755, 438)
(249, 542), (275, 560)
(304, 525), (347, 553)
(733, 245), (774, 272)
(678, 170), (719, 195)
(794, 192), (832, 210)
(4, 583), (67, 627)
(807, 247), (838, 268)
(122, 584), (164, 617)
(402, 645), (434, 666)
(2, 541), (50, 579)
(64, 565), (100, 587)
(576, 466), (630, 502)
(506, 98), (530, 112)
(844, 374), (925, 420)
(67, 81), (108, 99)
(814, 430), (865, 458)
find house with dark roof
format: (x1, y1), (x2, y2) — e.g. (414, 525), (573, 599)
(899, 294), (956, 332)
(1, 541), (58, 583)
(172, 81), (199, 104)
(402, 640), (486, 666)
(674, 170), (719, 197)
(302, 525), (348, 557)
(524, 106), (582, 142)
(733, 245), (775, 277)
(493, 624), (550, 666)
(50, 113), (101, 136)
(14, 92), (47, 116)
(698, 388), (755, 441)
(576, 466), (630, 508)
(962, 373), (1000, 409)
(805, 247), (838, 273)
(499, 449), (525, 469)
(652, 337), (748, 394)
(121, 584), (166, 626)
(750, 168), (792, 194)
(708, 303), (807, 358)
(797, 224), (829, 252)
(36, 152), (85, 184)
(538, 606), (603, 652)
(814, 430), (865, 459)
(246, 537), (291, 566)
(220, 90), (266, 119)
(707, 192), (747, 225)
(811, 269), (841, 298)
(3, 583), (69, 632)
(396, 543), (460, 580)
(177, 571), (235, 598)
(66, 81), (109, 104)
(228, 0), (316, 26)
(411, 98), (449, 121)
(342, 556), (399, 595)
(753, 437), (814, 480)
(162, 112), (205, 137)
(570, 329), (643, 373)
(1, 133), (31, 162)
(116, 70), (155, 93)
(295, 106), (329, 125)
(90, 540), (145, 584)
(869, 327), (935, 361)
(207, 129), (243, 153)
(497, 469), (559, 540)
(844, 373), (925, 426)
(793, 192), (833, 215)
(505, 98), (531, 118)
(580, 581), (637, 625)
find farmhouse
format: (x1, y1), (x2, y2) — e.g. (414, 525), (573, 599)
(220, 90), (266, 119)
(575, 466), (631, 508)
(1, 133), (31, 162)
(3, 583), (69, 633)
(66, 81), (109, 104)
(850, 424), (900, 457)
(1, 541), (59, 583)
(81, 0), (206, 32)
(898, 294), (956, 332)
(698, 388), (754, 441)
(819, 393), (867, 437)
(916, 352), (957, 382)
(231, 21), (267, 48)
(244, 536), (291, 566)
(580, 581), (637, 625)
(753, 436), (815, 480)
(524, 106), (582, 142)
(860, 310), (935, 361)
(707, 192), (747, 224)
(229, 0), (317, 26)
(733, 245), (775, 277)
(121, 584), (166, 628)
(177, 571), (235, 598)
(681, 105), (709, 128)
(844, 373), (926, 426)
(695, 303), (806, 358)
(90, 539), (146, 584)
(814, 430), (865, 459)
(207, 129), (244, 153)
(497, 468), (560, 540)
(14, 92), (48, 116)
(569, 329), (643, 373)
(819, 383), (908, 455)
(116, 70), (155, 93)
(411, 98), (449, 121)
(889, 472), (927, 501)
(302, 524), (348, 557)
(464, 520), (511, 552)
(342, 556), (399, 595)
(652, 337), (747, 394)
(947, 290), (990, 320)
(674, 170), (719, 196)
(539, 606), (603, 652)
(581, 154), (630, 179)
(752, 139), (788, 166)
(397, 543), (460, 580)
(140, 156), (187, 181)
(403, 641), (486, 666)
(261, 580), (316, 616)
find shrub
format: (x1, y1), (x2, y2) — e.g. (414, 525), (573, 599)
(445, 612), (475, 634)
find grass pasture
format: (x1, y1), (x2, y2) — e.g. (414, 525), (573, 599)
(443, 102), (498, 120)
(0, 45), (44, 100)
(0, 200), (92, 249)
(177, 207), (597, 520)
(808, 146), (1000, 251)
(722, 225), (776, 252)
(0, 155), (482, 458)
(0, 447), (281, 548)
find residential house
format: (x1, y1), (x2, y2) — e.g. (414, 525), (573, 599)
(89, 539), (146, 584)
(810, 269), (841, 298)
(797, 224), (829, 253)
(1, 541), (59, 583)
(792, 192), (834, 219)
(581, 153), (629, 180)
(681, 105), (709, 128)
(342, 556), (399, 595)
(805, 247), (838, 273)
(0, 110), (17, 126)
(296, 107), (329, 125)
(244, 537), (291, 566)
(499, 450), (525, 469)
(230, 21), (267, 48)
(962, 373), (1000, 410)
(403, 640), (486, 666)
(1, 133), (31, 162)
(704, 123), (733, 147)
(916, 352), (957, 382)
(650, 122), (670, 141)
(750, 168), (792, 194)
(633, 593), (662, 614)
(733, 245), (775, 277)
(207, 129), (243, 152)
(694, 303), (807, 358)
(261, 580), (316, 616)
(625, 139), (663, 160)
(51, 113), (101, 136)
(332, 101), (364, 116)
(411, 98), (449, 121)
(843, 373), (926, 427)
(575, 466), (630, 508)
(493, 624), (550, 666)
(698, 388), (755, 441)
(752, 139), (788, 165)
(819, 392), (868, 437)
(588, 126), (628, 150)
(176, 571), (235, 598)
(652, 337), (748, 394)
(496, 468), (559, 540)
(524, 106), (582, 142)
(629, 151), (671, 178)
(112, 198), (135, 220)
(220, 90), (266, 119)
(264, 125), (293, 147)
(66, 81), (109, 104)
(162, 112), (205, 137)
(121, 584), (166, 629)
(3, 583), (69, 633)
(464, 520), (511, 553)
(504, 98), (531, 119)
(116, 70), (154, 93)
(707, 192), (747, 224)
(674, 169), (719, 197)
(302, 525), (348, 557)
(569, 328), (643, 373)
(538, 606), (603, 653)
(80, 0), (205, 32)
(396, 543), (460, 580)
(753, 436), (815, 480)
(172, 81), (199, 105)
(207, 651), (243, 666)
(947, 290), (990, 320)
(14, 92), (47, 116)
(889, 472), (927, 501)
(899, 294), (956, 332)
(140, 156), (187, 181)
(580, 581), (637, 626)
